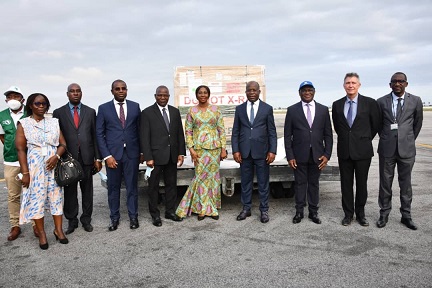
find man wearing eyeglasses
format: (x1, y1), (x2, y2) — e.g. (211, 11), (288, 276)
(140, 86), (186, 227)
(96, 80), (144, 231)
(376, 72), (423, 230)
(53, 83), (102, 234)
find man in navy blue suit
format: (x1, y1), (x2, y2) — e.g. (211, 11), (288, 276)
(231, 81), (277, 223)
(284, 81), (333, 225)
(96, 79), (144, 231)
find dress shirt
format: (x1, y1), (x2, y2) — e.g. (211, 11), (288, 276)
(392, 92), (405, 121)
(302, 100), (315, 125)
(157, 104), (170, 122)
(68, 102), (81, 117)
(344, 94), (358, 123)
(113, 99), (127, 120)
(247, 99), (260, 121)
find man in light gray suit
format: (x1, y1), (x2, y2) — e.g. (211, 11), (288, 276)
(376, 72), (423, 230)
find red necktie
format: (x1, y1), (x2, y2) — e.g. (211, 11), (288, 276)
(74, 106), (79, 128)
(119, 103), (125, 128)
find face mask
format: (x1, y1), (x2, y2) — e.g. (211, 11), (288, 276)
(7, 99), (23, 110)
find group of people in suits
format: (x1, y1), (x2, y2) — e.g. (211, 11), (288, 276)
(1, 71), (423, 248)
(284, 72), (422, 230)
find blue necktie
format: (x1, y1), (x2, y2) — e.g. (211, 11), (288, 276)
(250, 102), (254, 125)
(347, 101), (353, 127)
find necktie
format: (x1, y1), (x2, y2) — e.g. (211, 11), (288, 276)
(250, 102), (255, 125)
(306, 104), (312, 128)
(347, 101), (353, 127)
(73, 106), (79, 128)
(162, 108), (170, 131)
(119, 103), (125, 128)
(396, 98), (402, 122)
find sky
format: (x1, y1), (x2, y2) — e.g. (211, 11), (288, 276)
(1, 0), (432, 112)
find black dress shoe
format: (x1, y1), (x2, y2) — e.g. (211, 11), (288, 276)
(236, 210), (251, 221)
(197, 215), (205, 221)
(130, 218), (139, 229)
(152, 217), (162, 227)
(82, 223), (93, 232)
(401, 218), (417, 230)
(292, 213), (304, 224)
(308, 213), (321, 224)
(211, 215), (219, 220)
(165, 213), (183, 222)
(356, 217), (369, 227)
(108, 220), (119, 231)
(260, 211), (269, 223)
(342, 216), (353, 226)
(65, 221), (78, 235)
(376, 215), (388, 228)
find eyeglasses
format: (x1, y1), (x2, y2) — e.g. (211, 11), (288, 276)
(390, 79), (407, 84)
(114, 87), (127, 91)
(33, 102), (48, 107)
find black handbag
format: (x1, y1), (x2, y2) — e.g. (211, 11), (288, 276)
(54, 150), (83, 186)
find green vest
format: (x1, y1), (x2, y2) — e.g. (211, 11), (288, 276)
(0, 108), (27, 162)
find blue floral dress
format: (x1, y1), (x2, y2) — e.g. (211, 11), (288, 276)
(19, 117), (63, 224)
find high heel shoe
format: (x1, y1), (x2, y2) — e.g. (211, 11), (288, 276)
(197, 215), (205, 221)
(53, 231), (69, 244)
(39, 242), (49, 250)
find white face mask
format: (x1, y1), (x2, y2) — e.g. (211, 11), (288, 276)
(7, 99), (23, 110)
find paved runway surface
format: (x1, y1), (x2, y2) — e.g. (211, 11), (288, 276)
(0, 112), (431, 287)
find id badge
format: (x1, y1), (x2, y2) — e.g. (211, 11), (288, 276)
(41, 146), (48, 156)
(390, 123), (398, 130)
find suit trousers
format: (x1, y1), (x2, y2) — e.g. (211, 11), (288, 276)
(106, 149), (139, 221)
(293, 151), (321, 214)
(338, 157), (372, 218)
(4, 165), (22, 227)
(378, 153), (415, 219)
(63, 152), (94, 226)
(147, 159), (178, 219)
(240, 156), (269, 212)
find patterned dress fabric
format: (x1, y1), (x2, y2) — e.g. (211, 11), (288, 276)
(19, 117), (63, 224)
(176, 105), (226, 217)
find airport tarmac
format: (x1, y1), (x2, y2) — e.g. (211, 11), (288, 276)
(0, 112), (431, 287)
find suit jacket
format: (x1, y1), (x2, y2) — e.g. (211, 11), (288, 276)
(231, 100), (277, 160)
(140, 103), (186, 165)
(332, 94), (381, 160)
(53, 103), (100, 165)
(284, 101), (333, 164)
(377, 92), (423, 158)
(96, 99), (141, 160)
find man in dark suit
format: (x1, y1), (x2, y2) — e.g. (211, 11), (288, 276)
(140, 85), (186, 227)
(332, 73), (381, 227)
(284, 81), (333, 225)
(53, 83), (101, 234)
(232, 81), (277, 223)
(376, 72), (423, 230)
(96, 79), (144, 231)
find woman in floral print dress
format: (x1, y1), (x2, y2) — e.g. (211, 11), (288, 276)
(176, 85), (227, 220)
(16, 93), (68, 250)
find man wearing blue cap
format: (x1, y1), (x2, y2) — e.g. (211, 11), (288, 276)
(284, 81), (333, 224)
